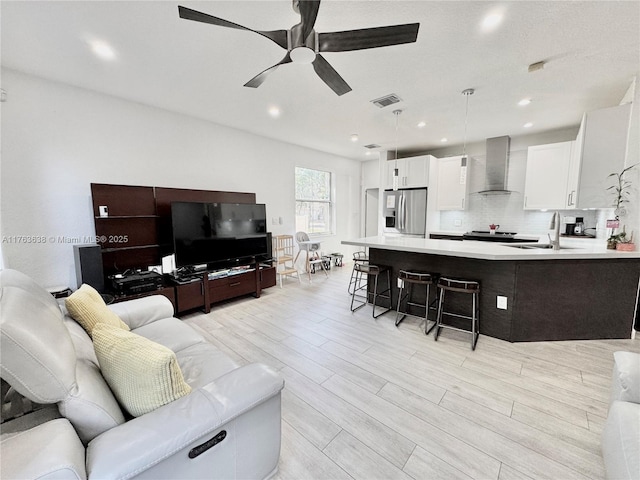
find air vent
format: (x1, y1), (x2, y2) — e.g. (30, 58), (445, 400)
(364, 144), (381, 149)
(370, 94), (402, 108)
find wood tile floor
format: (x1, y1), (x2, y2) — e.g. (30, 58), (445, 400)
(182, 263), (640, 480)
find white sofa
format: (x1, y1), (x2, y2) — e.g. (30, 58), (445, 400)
(602, 351), (640, 480)
(0, 268), (284, 479)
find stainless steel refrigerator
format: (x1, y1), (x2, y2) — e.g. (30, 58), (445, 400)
(382, 188), (427, 237)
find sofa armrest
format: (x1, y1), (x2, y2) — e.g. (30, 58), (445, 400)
(107, 295), (174, 329)
(0, 418), (86, 480)
(86, 363), (284, 479)
(602, 401), (640, 480)
(610, 351), (640, 404)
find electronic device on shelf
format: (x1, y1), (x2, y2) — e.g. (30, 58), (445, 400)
(171, 201), (269, 269)
(110, 271), (163, 296)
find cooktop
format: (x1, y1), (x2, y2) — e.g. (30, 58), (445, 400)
(465, 230), (518, 236)
(462, 231), (532, 243)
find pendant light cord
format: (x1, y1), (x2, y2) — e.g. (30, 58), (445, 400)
(461, 88), (474, 158)
(394, 109), (401, 166)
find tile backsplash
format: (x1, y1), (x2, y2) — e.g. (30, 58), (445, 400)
(437, 149), (612, 239)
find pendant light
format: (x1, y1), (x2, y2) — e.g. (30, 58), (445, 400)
(460, 88), (474, 185)
(392, 109), (402, 191)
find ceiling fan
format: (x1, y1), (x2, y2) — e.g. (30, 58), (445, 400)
(178, 1), (420, 96)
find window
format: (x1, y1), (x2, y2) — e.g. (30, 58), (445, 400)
(295, 167), (333, 235)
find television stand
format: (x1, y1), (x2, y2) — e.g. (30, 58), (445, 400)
(169, 261), (276, 315)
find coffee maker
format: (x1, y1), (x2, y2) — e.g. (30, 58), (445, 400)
(564, 216), (576, 235)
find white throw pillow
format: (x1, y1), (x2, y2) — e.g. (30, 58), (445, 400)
(92, 323), (191, 417)
(65, 284), (129, 337)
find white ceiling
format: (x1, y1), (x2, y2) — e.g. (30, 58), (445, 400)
(2, 1), (639, 160)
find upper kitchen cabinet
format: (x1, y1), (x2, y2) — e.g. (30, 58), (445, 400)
(571, 103), (632, 208)
(524, 141), (574, 210)
(384, 155), (431, 190)
(435, 155), (468, 210)
(524, 103), (631, 210)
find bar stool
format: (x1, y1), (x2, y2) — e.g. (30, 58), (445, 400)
(350, 263), (392, 318)
(348, 251), (369, 294)
(395, 270), (439, 334)
(434, 277), (480, 350)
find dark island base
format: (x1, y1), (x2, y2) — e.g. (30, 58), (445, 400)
(369, 248), (640, 342)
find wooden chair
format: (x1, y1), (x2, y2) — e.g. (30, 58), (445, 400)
(273, 235), (300, 287)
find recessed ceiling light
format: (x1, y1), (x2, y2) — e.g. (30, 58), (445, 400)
(268, 106), (281, 118)
(518, 98), (531, 106)
(350, 134), (359, 142)
(523, 122), (533, 128)
(89, 40), (116, 61)
(365, 151), (372, 156)
(440, 137), (448, 143)
(481, 11), (504, 32)
(417, 121), (426, 128)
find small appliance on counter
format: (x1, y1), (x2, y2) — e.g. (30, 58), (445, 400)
(564, 216), (577, 235)
(562, 216), (594, 237)
(574, 217), (584, 235)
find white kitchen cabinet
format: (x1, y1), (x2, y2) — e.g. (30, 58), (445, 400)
(524, 103), (631, 210)
(384, 155), (430, 189)
(572, 103), (632, 208)
(524, 141), (574, 210)
(435, 155), (468, 210)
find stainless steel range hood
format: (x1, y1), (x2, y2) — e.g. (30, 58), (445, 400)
(477, 135), (512, 195)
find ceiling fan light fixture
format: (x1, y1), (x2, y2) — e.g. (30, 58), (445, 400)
(290, 46), (316, 64)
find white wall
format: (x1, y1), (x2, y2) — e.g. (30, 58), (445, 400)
(621, 75), (639, 241)
(1, 68), (362, 288)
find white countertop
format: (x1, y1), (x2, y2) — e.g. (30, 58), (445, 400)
(341, 235), (640, 261)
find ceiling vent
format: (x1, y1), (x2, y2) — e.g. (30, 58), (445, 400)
(364, 144), (381, 149)
(370, 94), (402, 108)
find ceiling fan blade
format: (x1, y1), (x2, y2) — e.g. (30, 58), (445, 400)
(178, 6), (288, 49)
(318, 23), (420, 52)
(244, 53), (293, 89)
(298, 1), (321, 40)
(312, 54), (352, 96)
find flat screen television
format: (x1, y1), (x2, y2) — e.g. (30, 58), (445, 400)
(171, 201), (268, 268)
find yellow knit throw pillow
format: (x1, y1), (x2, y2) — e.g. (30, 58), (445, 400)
(65, 284), (129, 337)
(92, 323), (192, 417)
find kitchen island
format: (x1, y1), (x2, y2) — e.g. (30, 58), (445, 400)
(342, 236), (640, 342)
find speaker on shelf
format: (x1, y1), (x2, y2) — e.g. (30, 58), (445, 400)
(73, 244), (105, 292)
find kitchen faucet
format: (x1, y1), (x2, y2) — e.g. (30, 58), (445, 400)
(548, 211), (561, 250)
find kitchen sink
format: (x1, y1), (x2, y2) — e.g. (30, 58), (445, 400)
(506, 244), (576, 250)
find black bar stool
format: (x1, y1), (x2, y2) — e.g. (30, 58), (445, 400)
(434, 277), (480, 350)
(350, 263), (392, 318)
(395, 270), (439, 334)
(348, 251), (369, 294)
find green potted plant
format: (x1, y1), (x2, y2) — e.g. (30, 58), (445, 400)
(608, 226), (635, 251)
(606, 163), (637, 249)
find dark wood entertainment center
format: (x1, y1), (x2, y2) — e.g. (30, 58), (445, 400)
(90, 183), (276, 314)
